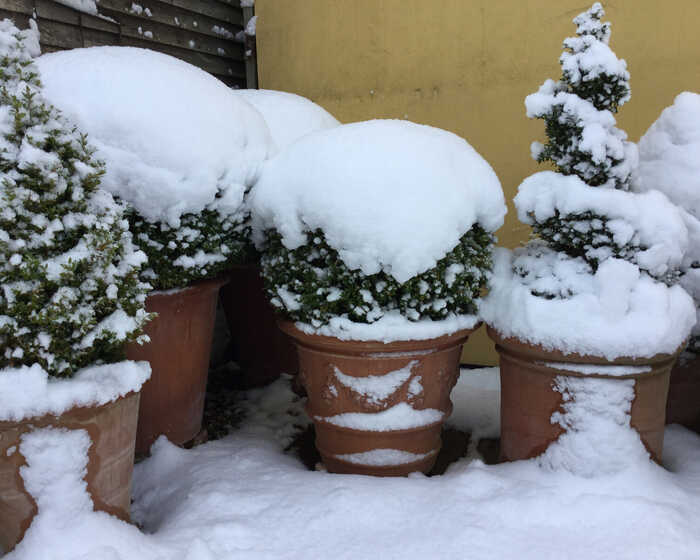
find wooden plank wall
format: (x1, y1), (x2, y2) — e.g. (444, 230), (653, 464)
(0, 0), (248, 87)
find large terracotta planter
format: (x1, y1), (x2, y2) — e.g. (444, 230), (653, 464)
(488, 327), (679, 463)
(666, 351), (700, 433)
(220, 265), (297, 387)
(0, 392), (140, 553)
(126, 276), (226, 456)
(280, 321), (476, 476)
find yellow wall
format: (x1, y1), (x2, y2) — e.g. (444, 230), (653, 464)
(256, 0), (700, 365)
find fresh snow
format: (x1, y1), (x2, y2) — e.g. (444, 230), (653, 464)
(515, 171), (689, 278)
(36, 47), (272, 227)
(231, 89), (340, 152)
(335, 448), (437, 466)
(245, 15), (257, 36)
(634, 92), (700, 341)
(317, 402), (443, 431)
(295, 309), (479, 343)
(6, 370), (700, 560)
(333, 361), (418, 405)
(480, 247), (696, 359)
(251, 119), (506, 284)
(55, 0), (98, 16)
(0, 361), (150, 422)
(539, 362), (651, 376)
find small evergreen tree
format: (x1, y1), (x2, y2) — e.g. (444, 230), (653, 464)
(521, 3), (664, 279)
(0, 19), (151, 377)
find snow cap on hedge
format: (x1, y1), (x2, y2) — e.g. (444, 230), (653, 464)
(231, 89), (340, 152)
(635, 92), (700, 219)
(35, 47), (272, 227)
(251, 119), (506, 284)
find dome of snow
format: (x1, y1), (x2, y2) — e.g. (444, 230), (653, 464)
(231, 89), (340, 152)
(36, 47), (272, 226)
(251, 119), (506, 283)
(635, 92), (700, 220)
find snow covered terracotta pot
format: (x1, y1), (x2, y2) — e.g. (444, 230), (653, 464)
(126, 276), (227, 456)
(488, 328), (679, 462)
(480, 5), (696, 473)
(633, 93), (700, 435)
(251, 119), (506, 475)
(281, 322), (476, 475)
(0, 391), (140, 553)
(220, 265), (298, 388)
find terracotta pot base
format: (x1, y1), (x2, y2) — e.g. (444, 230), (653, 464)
(488, 327), (679, 463)
(280, 322), (476, 476)
(126, 276), (226, 456)
(665, 351), (700, 433)
(220, 265), (298, 388)
(0, 392), (140, 553)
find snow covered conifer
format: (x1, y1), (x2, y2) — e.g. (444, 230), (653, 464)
(0, 19), (150, 377)
(528, 2), (636, 191)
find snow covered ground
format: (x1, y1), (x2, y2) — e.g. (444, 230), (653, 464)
(8, 368), (700, 560)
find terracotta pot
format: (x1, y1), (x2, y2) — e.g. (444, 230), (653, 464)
(666, 351), (700, 433)
(219, 265), (297, 387)
(126, 276), (226, 456)
(0, 392), (140, 553)
(487, 327), (679, 463)
(279, 321), (476, 476)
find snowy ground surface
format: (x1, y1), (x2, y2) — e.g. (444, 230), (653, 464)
(8, 368), (700, 560)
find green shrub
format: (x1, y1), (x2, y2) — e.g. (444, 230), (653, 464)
(261, 226), (494, 326)
(0, 20), (150, 377)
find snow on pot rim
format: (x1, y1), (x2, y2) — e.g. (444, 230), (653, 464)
(480, 247), (696, 360)
(35, 46), (272, 227)
(0, 360), (151, 422)
(250, 119), (506, 284)
(231, 89), (340, 153)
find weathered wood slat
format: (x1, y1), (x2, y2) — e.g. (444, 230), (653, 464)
(156, 0), (241, 25)
(96, 0), (243, 42)
(95, 7), (244, 61)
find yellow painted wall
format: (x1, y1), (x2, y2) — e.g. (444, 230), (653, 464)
(256, 0), (700, 365)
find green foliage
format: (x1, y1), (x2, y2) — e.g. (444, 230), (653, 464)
(261, 226), (494, 326)
(0, 20), (150, 377)
(130, 210), (251, 291)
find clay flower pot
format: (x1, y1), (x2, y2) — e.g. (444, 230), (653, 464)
(126, 276), (227, 456)
(219, 265), (297, 388)
(280, 322), (477, 476)
(487, 327), (680, 463)
(666, 351), (700, 433)
(0, 392), (140, 553)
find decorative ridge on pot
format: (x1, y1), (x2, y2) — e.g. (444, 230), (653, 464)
(252, 119), (507, 475)
(480, 3), (697, 471)
(280, 321), (475, 476)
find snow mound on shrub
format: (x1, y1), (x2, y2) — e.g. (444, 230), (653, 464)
(516, 171), (689, 277)
(36, 47), (272, 227)
(480, 248), (696, 359)
(635, 92), (700, 220)
(232, 89), (340, 152)
(251, 119), (506, 283)
(0, 361), (150, 421)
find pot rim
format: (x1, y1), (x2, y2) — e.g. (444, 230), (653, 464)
(279, 320), (479, 354)
(149, 274), (229, 300)
(486, 325), (683, 377)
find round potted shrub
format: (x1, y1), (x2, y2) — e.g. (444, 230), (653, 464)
(35, 47), (272, 455)
(480, 3), (696, 467)
(251, 119), (506, 476)
(0, 20), (151, 551)
(634, 92), (700, 433)
(220, 89), (340, 388)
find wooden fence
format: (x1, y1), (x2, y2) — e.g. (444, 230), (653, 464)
(0, 0), (251, 87)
